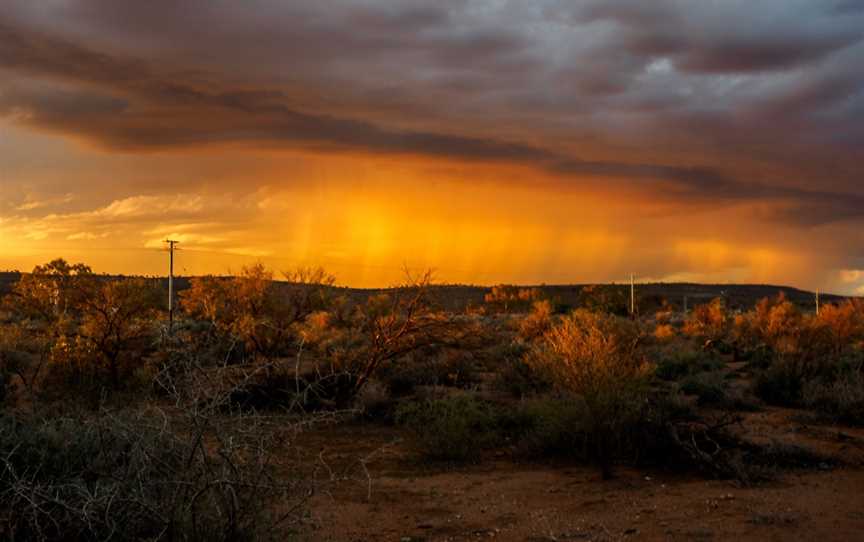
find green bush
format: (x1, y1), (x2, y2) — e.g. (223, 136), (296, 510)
(654, 349), (724, 381)
(803, 372), (864, 425)
(501, 397), (589, 459)
(396, 396), (500, 462)
(680, 372), (727, 406)
(0, 411), (305, 541)
(382, 352), (479, 397)
(493, 355), (553, 398)
(753, 355), (808, 406)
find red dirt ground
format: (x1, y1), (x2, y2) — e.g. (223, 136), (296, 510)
(301, 408), (864, 541)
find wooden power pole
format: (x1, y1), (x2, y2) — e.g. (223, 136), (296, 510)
(815, 289), (820, 316)
(630, 273), (635, 317)
(166, 239), (179, 332)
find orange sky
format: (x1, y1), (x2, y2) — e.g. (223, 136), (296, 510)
(1, 2), (863, 294)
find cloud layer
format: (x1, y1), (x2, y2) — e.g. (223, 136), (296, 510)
(1, 1), (863, 291)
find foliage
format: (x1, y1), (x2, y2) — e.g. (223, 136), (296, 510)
(577, 284), (630, 316)
(0, 409), (306, 542)
(802, 370), (864, 425)
(484, 285), (543, 313)
(396, 395), (500, 462)
(307, 271), (480, 403)
(5, 259), (93, 322)
(653, 348), (724, 381)
(517, 299), (554, 340)
(501, 396), (589, 459)
(683, 297), (728, 340)
(525, 310), (650, 477)
(182, 264), (335, 361)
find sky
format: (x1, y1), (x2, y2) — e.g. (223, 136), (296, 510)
(1, 1), (863, 292)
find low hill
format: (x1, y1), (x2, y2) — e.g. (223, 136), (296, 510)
(1, 271), (847, 313)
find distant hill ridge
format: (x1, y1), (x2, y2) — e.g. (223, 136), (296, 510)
(0, 270), (849, 312)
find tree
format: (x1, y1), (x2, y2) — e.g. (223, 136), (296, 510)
(77, 278), (162, 388)
(484, 285), (543, 313)
(8, 259), (93, 322)
(683, 297), (728, 341)
(304, 270), (479, 405)
(182, 264), (335, 361)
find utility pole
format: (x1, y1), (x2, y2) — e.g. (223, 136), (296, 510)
(815, 289), (820, 317)
(165, 239), (179, 333)
(630, 273), (636, 317)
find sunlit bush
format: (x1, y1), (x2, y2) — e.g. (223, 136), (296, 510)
(182, 264), (335, 361)
(683, 297), (728, 340)
(526, 310), (650, 478)
(517, 299), (554, 340)
(484, 284), (544, 313)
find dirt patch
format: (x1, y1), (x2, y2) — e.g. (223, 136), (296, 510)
(299, 420), (864, 541)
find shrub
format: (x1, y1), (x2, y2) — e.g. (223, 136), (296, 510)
(680, 372), (727, 406)
(517, 300), (554, 340)
(803, 371), (864, 425)
(380, 351), (479, 397)
(484, 285), (543, 313)
(653, 323), (676, 342)
(494, 355), (553, 398)
(396, 396), (500, 462)
(525, 310), (650, 478)
(182, 264), (335, 362)
(683, 298), (728, 340)
(653, 349), (724, 381)
(0, 410), (306, 541)
(753, 355), (808, 406)
(501, 397), (589, 459)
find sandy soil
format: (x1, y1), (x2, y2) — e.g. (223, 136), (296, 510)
(301, 408), (864, 542)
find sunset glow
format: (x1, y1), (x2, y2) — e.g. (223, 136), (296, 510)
(1, 1), (862, 292)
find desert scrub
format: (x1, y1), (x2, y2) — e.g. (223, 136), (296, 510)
(752, 352), (837, 407)
(493, 354), (553, 398)
(396, 395), (500, 462)
(803, 371), (864, 425)
(653, 348), (724, 381)
(525, 310), (651, 478)
(500, 396), (589, 459)
(680, 371), (728, 406)
(0, 410), (308, 542)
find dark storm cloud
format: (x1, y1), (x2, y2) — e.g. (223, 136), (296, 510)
(1, 0), (863, 229)
(573, 0), (863, 74)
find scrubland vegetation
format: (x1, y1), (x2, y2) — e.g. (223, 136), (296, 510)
(1, 258), (863, 540)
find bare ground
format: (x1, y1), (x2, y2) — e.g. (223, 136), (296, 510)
(300, 406), (864, 541)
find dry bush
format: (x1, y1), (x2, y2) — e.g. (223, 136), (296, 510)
(5, 259), (93, 322)
(810, 299), (864, 356)
(802, 369), (864, 425)
(526, 310), (650, 478)
(300, 271), (483, 405)
(577, 284), (631, 316)
(683, 297), (728, 340)
(0, 377), (314, 542)
(749, 294), (803, 352)
(182, 264), (334, 362)
(517, 299), (554, 340)
(654, 323), (676, 342)
(4, 261), (163, 402)
(484, 285), (543, 313)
